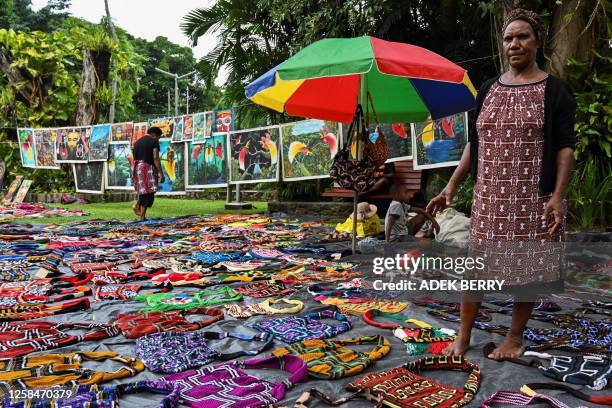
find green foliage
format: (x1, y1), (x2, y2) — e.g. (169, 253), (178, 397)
(130, 35), (220, 117)
(454, 177), (474, 215)
(1, 0), (71, 32)
(182, 0), (497, 127)
(566, 53), (612, 162)
(567, 159), (612, 228)
(0, 28), (79, 127)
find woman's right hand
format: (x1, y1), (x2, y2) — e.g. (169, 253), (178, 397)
(426, 184), (457, 215)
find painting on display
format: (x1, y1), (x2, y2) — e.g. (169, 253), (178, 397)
(33, 130), (59, 169)
(17, 129), (36, 168)
(73, 162), (104, 194)
(228, 126), (279, 184)
(148, 117), (174, 139)
(105, 143), (133, 190)
(55, 127), (89, 163)
(158, 140), (185, 194)
(171, 116), (184, 142)
(192, 112), (207, 143)
(3, 176), (23, 204)
(89, 124), (111, 161)
(110, 122), (134, 143)
(280, 120), (340, 181)
(13, 179), (32, 204)
(132, 122), (148, 147)
(412, 112), (468, 170)
(367, 123), (413, 162)
(187, 134), (228, 188)
(213, 108), (234, 133)
(183, 115), (193, 141)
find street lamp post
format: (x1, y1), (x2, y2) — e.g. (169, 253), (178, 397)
(154, 68), (197, 116)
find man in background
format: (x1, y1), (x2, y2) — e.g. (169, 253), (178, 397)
(132, 127), (164, 220)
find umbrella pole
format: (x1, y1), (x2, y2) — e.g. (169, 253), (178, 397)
(351, 74), (365, 255)
(351, 192), (358, 254)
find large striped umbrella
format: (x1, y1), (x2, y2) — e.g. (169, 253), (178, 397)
(246, 36), (477, 123)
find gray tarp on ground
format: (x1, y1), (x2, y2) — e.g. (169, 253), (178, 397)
(7, 227), (610, 408)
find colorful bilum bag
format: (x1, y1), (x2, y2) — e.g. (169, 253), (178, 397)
(254, 309), (352, 343)
(3, 379), (181, 408)
(225, 298), (304, 318)
(115, 307), (224, 339)
(0, 351), (145, 396)
(235, 280), (295, 298)
(164, 355), (307, 408)
(363, 309), (456, 355)
(134, 287), (242, 313)
(345, 356), (481, 408)
(329, 104), (376, 193)
(363, 92), (390, 165)
(0, 321), (120, 358)
(136, 330), (272, 373)
(272, 335), (391, 380)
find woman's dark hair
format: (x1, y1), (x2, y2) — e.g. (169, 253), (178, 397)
(503, 8), (544, 43)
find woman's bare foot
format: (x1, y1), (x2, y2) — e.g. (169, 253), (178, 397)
(487, 335), (524, 360)
(442, 335), (471, 356)
(132, 204), (141, 217)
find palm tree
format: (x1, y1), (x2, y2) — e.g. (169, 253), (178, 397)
(181, 0), (289, 127)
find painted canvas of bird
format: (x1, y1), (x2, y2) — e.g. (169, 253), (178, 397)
(320, 130), (337, 158)
(239, 141), (250, 171)
(420, 121), (435, 147)
(288, 141), (311, 164)
(163, 146), (176, 181)
(391, 123), (408, 139)
(259, 132), (278, 165)
(204, 143), (214, 163)
(441, 116), (455, 138)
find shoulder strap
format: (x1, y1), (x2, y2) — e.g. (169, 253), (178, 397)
(331, 335), (391, 361)
(363, 309), (430, 330)
(307, 310), (352, 334)
(343, 105), (364, 153)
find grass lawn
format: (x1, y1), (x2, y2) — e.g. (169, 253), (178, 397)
(11, 199), (269, 224)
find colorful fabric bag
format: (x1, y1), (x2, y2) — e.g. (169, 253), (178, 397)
(345, 356), (481, 408)
(316, 297), (407, 315)
(363, 92), (390, 164)
(363, 309), (456, 355)
(136, 330), (272, 373)
(115, 307), (224, 339)
(254, 309), (351, 343)
(225, 298), (304, 318)
(481, 389), (587, 408)
(165, 355), (307, 408)
(0, 298), (90, 322)
(329, 105), (375, 193)
(272, 335), (391, 379)
(134, 287), (242, 312)
(0, 351), (145, 397)
(3, 379), (181, 408)
(235, 281), (295, 298)
(0, 321), (120, 358)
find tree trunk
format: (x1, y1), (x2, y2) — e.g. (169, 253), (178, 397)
(546, 0), (595, 79)
(0, 50), (33, 101)
(75, 50), (97, 126)
(104, 0), (120, 123)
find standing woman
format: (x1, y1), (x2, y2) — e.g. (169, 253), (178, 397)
(427, 9), (576, 359)
(132, 127), (165, 220)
